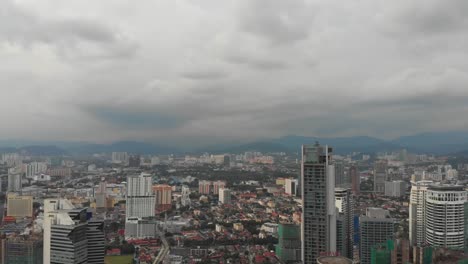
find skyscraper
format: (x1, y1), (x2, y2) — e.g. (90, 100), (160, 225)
(212, 180), (226, 195)
(198, 180), (212, 194)
(335, 161), (345, 187)
(409, 180), (432, 246)
(7, 167), (22, 193)
(335, 188), (354, 259)
(359, 208), (395, 264)
(4, 236), (43, 264)
(87, 220), (105, 264)
(285, 178), (298, 196)
(181, 185), (191, 207)
(349, 165), (360, 195)
(126, 173), (155, 218)
(301, 143), (337, 263)
(373, 160), (388, 193)
(425, 185), (467, 249)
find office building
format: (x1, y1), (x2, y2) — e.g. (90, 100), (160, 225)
(7, 193), (33, 218)
(384, 181), (406, 197)
(126, 173), (155, 218)
(181, 185), (191, 207)
(425, 185), (467, 249)
(285, 178), (298, 196)
(4, 236), (43, 264)
(43, 198), (105, 264)
(212, 180), (226, 195)
(335, 188), (353, 259)
(374, 160), (388, 193)
(95, 180), (107, 209)
(153, 184), (172, 212)
(349, 165), (360, 195)
(219, 188), (231, 204)
(359, 208), (395, 264)
(409, 180), (432, 246)
(301, 143), (337, 263)
(112, 152), (128, 164)
(87, 220), (105, 264)
(7, 167), (22, 193)
(275, 223), (301, 262)
(198, 180), (212, 194)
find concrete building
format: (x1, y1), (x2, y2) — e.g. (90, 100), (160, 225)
(359, 208), (395, 264)
(335, 162), (346, 188)
(7, 167), (22, 193)
(374, 160), (388, 193)
(4, 236), (43, 264)
(124, 217), (157, 238)
(349, 165), (360, 195)
(126, 173), (155, 219)
(301, 143), (336, 263)
(384, 181), (406, 197)
(181, 185), (191, 207)
(43, 199), (104, 264)
(153, 184), (172, 212)
(23, 162), (47, 178)
(335, 188), (354, 259)
(2, 153), (22, 167)
(212, 180), (226, 195)
(285, 178), (298, 196)
(275, 223), (301, 263)
(425, 185), (467, 249)
(95, 180), (107, 209)
(409, 180), (432, 246)
(6, 193), (33, 218)
(198, 180), (212, 194)
(112, 151), (128, 164)
(219, 188), (231, 204)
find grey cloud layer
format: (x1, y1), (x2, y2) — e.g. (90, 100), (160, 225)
(1, 0), (468, 146)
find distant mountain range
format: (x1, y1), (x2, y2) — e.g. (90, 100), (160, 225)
(0, 131), (468, 156)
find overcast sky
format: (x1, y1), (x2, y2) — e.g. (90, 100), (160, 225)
(1, 0), (468, 146)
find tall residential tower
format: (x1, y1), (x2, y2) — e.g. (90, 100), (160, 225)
(301, 143), (336, 263)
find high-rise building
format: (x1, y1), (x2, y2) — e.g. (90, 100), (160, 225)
(275, 223), (301, 263)
(212, 180), (226, 195)
(43, 198), (105, 264)
(359, 208), (395, 264)
(219, 188), (231, 204)
(125, 217), (157, 238)
(285, 178), (298, 196)
(111, 152), (129, 164)
(128, 154), (141, 167)
(2, 153), (22, 167)
(335, 188), (354, 259)
(6, 193), (33, 218)
(335, 162), (345, 188)
(7, 167), (22, 193)
(153, 184), (172, 212)
(95, 180), (107, 209)
(23, 162), (47, 178)
(374, 161), (388, 193)
(349, 165), (360, 195)
(384, 181), (406, 197)
(409, 180), (432, 246)
(4, 236), (43, 264)
(181, 185), (191, 207)
(198, 180), (212, 194)
(87, 220), (105, 264)
(425, 185), (467, 249)
(390, 239), (410, 264)
(301, 143), (337, 263)
(126, 173), (155, 218)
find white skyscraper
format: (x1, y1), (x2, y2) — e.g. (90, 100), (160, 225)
(335, 188), (354, 259)
(181, 185), (191, 207)
(425, 185), (467, 249)
(24, 161), (48, 178)
(126, 173), (155, 219)
(409, 180), (432, 246)
(301, 143), (336, 263)
(384, 180), (406, 197)
(112, 152), (129, 164)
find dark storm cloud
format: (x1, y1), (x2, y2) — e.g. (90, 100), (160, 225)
(1, 0), (468, 145)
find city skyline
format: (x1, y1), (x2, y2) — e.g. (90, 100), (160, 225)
(2, 0), (468, 146)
